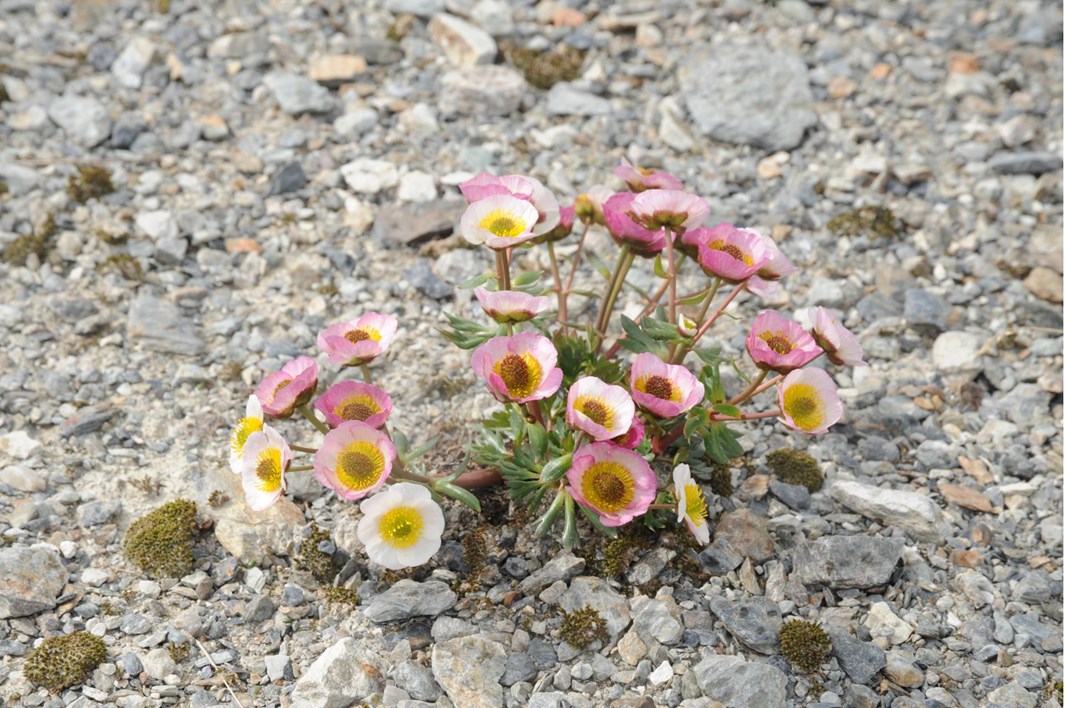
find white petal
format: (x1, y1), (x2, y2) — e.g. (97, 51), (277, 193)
(246, 395), (263, 420)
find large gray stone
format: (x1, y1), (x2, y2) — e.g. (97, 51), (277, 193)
(428, 13), (497, 68)
(364, 579), (456, 623)
(439, 66), (527, 116)
(709, 596), (781, 654)
(692, 654), (787, 707)
(263, 72), (337, 115)
(830, 631), (886, 685)
(291, 638), (385, 707)
(127, 295), (205, 356)
(48, 96), (113, 148)
(558, 576), (631, 637)
(546, 84), (612, 116)
(0, 163), (40, 196)
(0, 546), (67, 618)
(520, 551), (585, 595)
(829, 480), (944, 542)
(678, 42), (817, 151)
(792, 536), (903, 589)
(431, 635), (507, 708)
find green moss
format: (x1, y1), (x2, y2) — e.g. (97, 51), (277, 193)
(0, 83), (8, 104)
(462, 525), (488, 577)
(779, 619), (832, 673)
(66, 164), (115, 203)
(1042, 680), (1063, 704)
(167, 641), (190, 663)
(321, 586), (359, 605)
(0, 180), (8, 196)
(709, 463), (734, 497)
(98, 253), (144, 281)
(3, 213), (56, 266)
(123, 499), (199, 578)
(766, 448), (823, 492)
(208, 490), (229, 508)
(294, 524), (338, 584)
(598, 532), (647, 578)
(827, 205), (899, 240)
(24, 632), (107, 693)
(559, 607), (608, 650)
(503, 42), (585, 90)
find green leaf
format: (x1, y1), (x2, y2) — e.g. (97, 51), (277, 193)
(433, 481), (481, 512)
(458, 272), (493, 289)
(684, 406), (709, 440)
(391, 430), (410, 456)
(404, 436), (439, 461)
(653, 254), (669, 278)
(540, 452), (574, 484)
(678, 289), (711, 306)
(512, 270), (544, 287)
(585, 250), (612, 280)
(712, 403), (742, 418)
(641, 317), (681, 341)
(534, 490), (566, 536)
(561, 492), (579, 549)
(527, 423), (548, 458)
(576, 503), (618, 537)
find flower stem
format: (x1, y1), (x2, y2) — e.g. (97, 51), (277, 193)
(648, 503), (675, 511)
(727, 369), (769, 406)
(711, 408), (781, 421)
(730, 373), (783, 404)
(547, 242), (563, 322)
(496, 249), (512, 291)
(288, 464), (313, 472)
(360, 364), (374, 385)
(559, 222), (590, 326)
(596, 243), (634, 337)
(390, 466), (433, 484)
(526, 399), (546, 427)
(663, 228), (678, 325)
(671, 281), (747, 364)
(291, 444), (318, 454)
(298, 404), (330, 436)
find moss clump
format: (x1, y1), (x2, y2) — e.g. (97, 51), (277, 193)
(502, 42), (585, 90)
(3, 213), (55, 266)
(167, 642), (190, 663)
(462, 525), (488, 577)
(24, 632), (107, 693)
(709, 463), (734, 497)
(123, 499), (199, 578)
(208, 490), (229, 508)
(559, 607), (608, 650)
(66, 164), (115, 203)
(294, 524), (338, 584)
(0, 180), (8, 196)
(321, 586), (359, 606)
(598, 532), (648, 578)
(766, 448), (823, 492)
(98, 253), (144, 281)
(780, 619), (832, 673)
(827, 206), (899, 240)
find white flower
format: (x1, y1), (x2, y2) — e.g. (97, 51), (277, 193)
(357, 483), (445, 570)
(229, 396), (263, 475)
(673, 464), (710, 545)
(240, 426), (291, 511)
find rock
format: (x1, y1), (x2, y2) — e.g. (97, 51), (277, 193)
(117, 653), (143, 677)
(143, 647), (177, 680)
(110, 113), (148, 149)
(828, 480), (943, 542)
(0, 466), (45, 492)
(631, 596), (683, 644)
(428, 13), (497, 68)
(373, 199), (463, 247)
(397, 171), (438, 202)
(692, 654), (787, 707)
(768, 480), (810, 509)
(558, 576), (632, 637)
(546, 84), (612, 116)
(471, 0), (515, 35)
(792, 536), (903, 589)
(697, 538), (744, 575)
(938, 482), (993, 513)
(829, 632), (885, 685)
(291, 638), (385, 707)
(386, 0), (444, 15)
(520, 551), (586, 595)
(987, 681), (1038, 708)
(0, 431), (40, 460)
(0, 547), (66, 618)
(263, 72), (337, 115)
(618, 628), (649, 666)
(195, 114), (229, 141)
(431, 635), (507, 708)
(266, 162), (307, 197)
(309, 55), (368, 86)
(243, 594), (275, 622)
(127, 295), (205, 356)
(1024, 266), (1063, 303)
(0, 163), (40, 196)
(932, 331), (983, 375)
(340, 158), (399, 194)
(678, 42), (816, 151)
(120, 613), (152, 635)
(648, 660), (673, 686)
(885, 652), (923, 687)
(59, 404), (117, 438)
(264, 654), (293, 682)
(903, 288), (948, 335)
(863, 601), (913, 645)
(112, 37), (158, 89)
(439, 66), (527, 116)
(712, 509), (774, 562)
(393, 659), (441, 700)
(364, 579), (456, 622)
(351, 39), (405, 65)
(500, 653), (537, 686)
(988, 151), (1063, 175)
(709, 596), (781, 654)
(136, 210), (179, 241)
(81, 568), (108, 587)
(334, 108), (378, 138)
(213, 472), (304, 564)
(77, 500), (120, 527)
(48, 96), (113, 148)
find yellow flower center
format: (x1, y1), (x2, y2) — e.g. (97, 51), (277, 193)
(478, 209), (528, 238)
(378, 506), (424, 549)
(581, 461), (635, 513)
(336, 441), (386, 491)
(683, 482), (708, 527)
(759, 331), (794, 355)
(345, 326), (381, 344)
(230, 416), (263, 453)
(337, 395), (380, 422)
(782, 384), (825, 431)
(255, 448), (283, 492)
(576, 396), (614, 429)
(637, 374), (680, 402)
(709, 239), (753, 265)
(493, 352), (542, 400)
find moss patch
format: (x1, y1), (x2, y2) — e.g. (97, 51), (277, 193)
(123, 499), (199, 578)
(66, 164), (115, 203)
(294, 524), (338, 584)
(780, 619), (832, 673)
(502, 42), (585, 90)
(3, 213), (56, 267)
(321, 586), (359, 606)
(559, 607), (608, 650)
(766, 448), (823, 492)
(827, 205), (899, 240)
(98, 253), (144, 281)
(24, 632), (107, 693)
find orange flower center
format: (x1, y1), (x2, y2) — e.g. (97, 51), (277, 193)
(760, 332), (794, 355)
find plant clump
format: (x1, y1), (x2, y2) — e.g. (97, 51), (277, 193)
(167, 642), (190, 663)
(502, 42), (585, 90)
(24, 632), (107, 693)
(558, 606), (609, 650)
(3, 213), (55, 267)
(826, 205), (899, 240)
(598, 531), (648, 578)
(708, 463), (734, 497)
(766, 448), (823, 492)
(66, 164), (115, 203)
(294, 524), (339, 584)
(98, 253), (144, 281)
(779, 619), (832, 673)
(123, 499), (199, 578)
(321, 586), (359, 605)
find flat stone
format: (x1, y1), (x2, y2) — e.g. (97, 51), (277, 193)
(393, 659), (441, 701)
(48, 96), (113, 148)
(559, 576), (631, 638)
(364, 579), (456, 622)
(143, 647), (177, 681)
(291, 638), (386, 707)
(0, 547), (67, 618)
(373, 199), (464, 248)
(428, 13), (497, 68)
(340, 158), (399, 194)
(397, 171), (438, 202)
(987, 681), (1038, 708)
(0, 163), (40, 196)
(112, 37), (158, 89)
(213, 471), (304, 564)
(863, 601), (913, 645)
(988, 151), (1063, 175)
(692, 654), (787, 707)
(712, 509), (774, 562)
(431, 635), (507, 708)
(792, 536), (903, 589)
(546, 83), (612, 116)
(266, 162), (307, 197)
(829, 480), (943, 542)
(520, 551), (585, 595)
(385, 0), (444, 16)
(59, 404), (117, 438)
(264, 654), (293, 682)
(903, 288), (948, 335)
(334, 108), (379, 138)
(938, 482), (993, 513)
(500, 652), (537, 686)
(127, 295), (205, 356)
(439, 66), (527, 116)
(829, 632), (885, 685)
(0, 431), (40, 460)
(931, 331), (984, 375)
(885, 652), (923, 687)
(768, 480), (810, 509)
(309, 54), (368, 86)
(631, 596), (683, 645)
(136, 210), (179, 241)
(709, 596), (781, 654)
(263, 71), (337, 115)
(0, 466), (45, 492)
(1024, 266), (1063, 303)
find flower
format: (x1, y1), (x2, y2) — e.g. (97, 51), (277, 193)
(314, 380), (393, 429)
(567, 442), (656, 526)
(566, 376), (636, 441)
(459, 173), (561, 236)
(673, 464), (710, 545)
(459, 194), (541, 249)
(629, 189), (710, 233)
(613, 415), (645, 449)
(689, 223), (772, 282)
(240, 426), (291, 511)
(575, 185), (614, 225)
(629, 352), (705, 418)
(474, 287), (552, 324)
(535, 205), (576, 244)
(471, 332), (563, 403)
(255, 356), (318, 417)
(603, 192), (666, 257)
(777, 367), (843, 435)
(357, 482), (445, 570)
(613, 158), (684, 192)
(314, 421), (396, 500)
(804, 307), (866, 366)
(229, 395), (264, 474)
(746, 311), (823, 373)
(747, 231), (796, 299)
(317, 313), (398, 367)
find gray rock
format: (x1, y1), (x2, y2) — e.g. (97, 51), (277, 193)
(112, 37), (158, 89)
(792, 535), (902, 589)
(829, 480), (944, 542)
(351, 39), (405, 65)
(263, 72), (337, 115)
(136, 210), (179, 241)
(77, 500), (120, 527)
(127, 295), (205, 356)
(440, 66), (527, 116)
(500, 653), (537, 686)
(712, 509), (774, 562)
(678, 42), (816, 151)
(0, 162), (40, 196)
(59, 404), (117, 438)
(903, 288), (947, 335)
(117, 653), (143, 677)
(988, 151), (1063, 175)
(120, 613), (152, 634)
(986, 681), (1038, 708)
(291, 638), (385, 707)
(769, 480), (810, 509)
(334, 108), (379, 138)
(243, 594), (276, 622)
(546, 84), (612, 116)
(558, 576), (631, 637)
(373, 199), (463, 248)
(932, 330), (984, 375)
(364, 579), (457, 622)
(0, 546), (67, 618)
(111, 113), (149, 149)
(632, 596), (684, 644)
(48, 96), (113, 148)
(393, 659), (441, 701)
(143, 647), (177, 680)
(266, 162), (307, 197)
(405, 259), (452, 300)
(709, 596), (781, 654)
(519, 551), (585, 595)
(829, 631), (886, 685)
(692, 654), (787, 707)
(385, 0), (444, 16)
(697, 539), (744, 575)
(264, 654), (293, 682)
(428, 13), (497, 68)
(431, 635), (507, 708)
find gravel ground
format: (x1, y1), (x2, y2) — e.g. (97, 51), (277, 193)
(0, 0), (1062, 706)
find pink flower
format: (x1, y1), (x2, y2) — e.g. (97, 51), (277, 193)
(240, 425), (291, 511)
(567, 442), (656, 527)
(629, 352), (705, 418)
(745, 311), (823, 374)
(690, 224), (772, 282)
(255, 356), (318, 418)
(566, 376), (635, 441)
(459, 173), (561, 236)
(314, 380), (393, 429)
(613, 158), (684, 192)
(777, 367), (843, 435)
(471, 332), (563, 403)
(317, 313), (398, 367)
(753, 231), (795, 282)
(535, 205), (576, 244)
(575, 185), (614, 226)
(805, 307), (865, 366)
(314, 421), (396, 500)
(474, 287), (552, 324)
(612, 415), (645, 449)
(629, 189), (710, 233)
(603, 192), (666, 257)
(459, 194), (540, 249)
